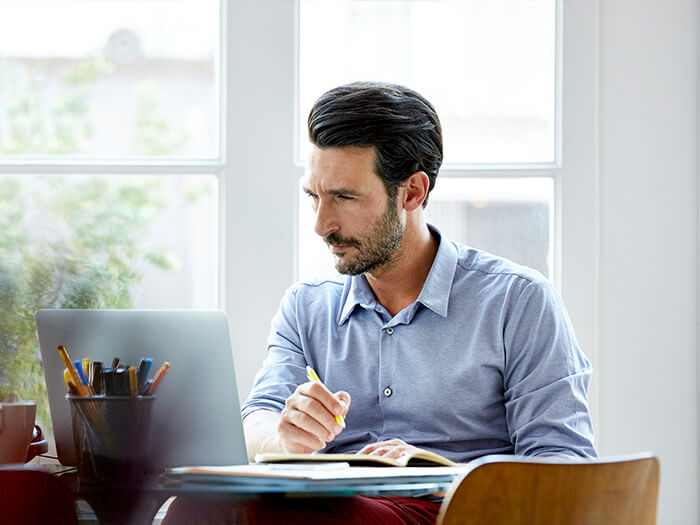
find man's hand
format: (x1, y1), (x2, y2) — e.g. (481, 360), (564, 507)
(278, 381), (350, 454)
(357, 438), (423, 460)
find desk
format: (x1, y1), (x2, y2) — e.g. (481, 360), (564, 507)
(57, 469), (456, 525)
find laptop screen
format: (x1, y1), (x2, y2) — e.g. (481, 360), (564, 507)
(36, 309), (248, 470)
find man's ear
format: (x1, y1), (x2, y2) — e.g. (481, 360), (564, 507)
(401, 171), (430, 212)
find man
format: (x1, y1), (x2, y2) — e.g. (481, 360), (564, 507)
(165, 82), (596, 524)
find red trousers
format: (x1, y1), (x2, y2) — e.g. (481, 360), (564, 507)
(162, 495), (441, 525)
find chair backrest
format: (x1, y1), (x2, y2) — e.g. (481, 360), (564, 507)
(437, 453), (660, 525)
(0, 467), (78, 525)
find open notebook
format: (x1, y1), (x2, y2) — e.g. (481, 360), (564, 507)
(255, 450), (457, 467)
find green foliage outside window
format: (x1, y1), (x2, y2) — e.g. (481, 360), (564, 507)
(0, 57), (191, 430)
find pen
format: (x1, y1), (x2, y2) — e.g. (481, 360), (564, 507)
(149, 362), (171, 394)
(128, 366), (138, 396)
(57, 346), (88, 396)
(112, 357), (121, 369)
(306, 366), (345, 428)
(137, 357), (153, 391)
(74, 360), (96, 396)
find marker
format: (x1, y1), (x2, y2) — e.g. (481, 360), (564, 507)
(91, 362), (103, 395)
(149, 362), (171, 394)
(57, 346), (88, 396)
(82, 358), (91, 382)
(114, 367), (130, 395)
(63, 369), (72, 392)
(74, 360), (89, 385)
(306, 366), (346, 428)
(74, 360), (96, 396)
(102, 368), (115, 396)
(128, 366), (138, 396)
(137, 358), (153, 391)
(141, 378), (153, 396)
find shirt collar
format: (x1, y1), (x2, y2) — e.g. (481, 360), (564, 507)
(337, 274), (376, 326)
(414, 224), (458, 318)
(336, 224), (458, 325)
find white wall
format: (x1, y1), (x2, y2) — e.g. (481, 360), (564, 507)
(597, 1), (698, 524)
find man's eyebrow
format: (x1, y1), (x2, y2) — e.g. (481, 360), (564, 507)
(326, 188), (362, 196)
(302, 186), (362, 197)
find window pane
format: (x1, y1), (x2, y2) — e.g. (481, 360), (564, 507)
(0, 1), (219, 158)
(425, 178), (553, 277)
(298, 177), (553, 281)
(299, 0), (555, 164)
(0, 174), (218, 432)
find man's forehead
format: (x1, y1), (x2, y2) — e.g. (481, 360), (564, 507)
(305, 145), (380, 190)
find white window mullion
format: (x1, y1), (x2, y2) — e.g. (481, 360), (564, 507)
(438, 167), (558, 179)
(223, 0), (297, 402)
(0, 163), (223, 175)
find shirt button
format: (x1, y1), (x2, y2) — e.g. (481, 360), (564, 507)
(383, 387), (392, 397)
(386, 327), (394, 335)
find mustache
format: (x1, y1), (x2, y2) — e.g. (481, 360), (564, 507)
(324, 233), (361, 249)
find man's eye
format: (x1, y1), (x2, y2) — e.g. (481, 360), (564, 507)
(337, 195), (354, 201)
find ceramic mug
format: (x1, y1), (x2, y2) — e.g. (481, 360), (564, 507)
(0, 401), (36, 464)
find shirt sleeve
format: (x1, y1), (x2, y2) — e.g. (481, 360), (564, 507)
(502, 278), (598, 459)
(241, 286), (308, 421)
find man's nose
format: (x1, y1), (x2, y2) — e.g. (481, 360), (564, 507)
(314, 200), (339, 238)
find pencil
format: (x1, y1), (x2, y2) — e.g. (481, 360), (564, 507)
(58, 345), (89, 396)
(306, 366), (346, 428)
(149, 361), (171, 394)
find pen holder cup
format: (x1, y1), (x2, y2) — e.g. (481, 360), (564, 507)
(67, 395), (156, 486)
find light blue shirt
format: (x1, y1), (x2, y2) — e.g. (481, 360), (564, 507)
(242, 225), (597, 461)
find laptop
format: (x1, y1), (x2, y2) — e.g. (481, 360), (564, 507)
(36, 309), (249, 471)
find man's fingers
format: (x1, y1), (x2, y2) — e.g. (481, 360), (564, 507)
(357, 439), (415, 457)
(283, 403), (336, 441)
(278, 417), (326, 451)
(299, 381), (346, 417)
(286, 391), (343, 436)
(335, 390), (351, 416)
(381, 447), (406, 460)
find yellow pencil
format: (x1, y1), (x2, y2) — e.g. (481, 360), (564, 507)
(306, 366), (345, 428)
(58, 345), (88, 396)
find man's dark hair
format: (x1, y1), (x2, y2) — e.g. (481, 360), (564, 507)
(308, 81), (443, 207)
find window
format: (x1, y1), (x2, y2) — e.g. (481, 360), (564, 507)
(297, 0), (558, 282)
(0, 0), (598, 435)
(0, 0), (221, 437)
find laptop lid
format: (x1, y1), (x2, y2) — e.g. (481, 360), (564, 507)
(36, 309), (248, 470)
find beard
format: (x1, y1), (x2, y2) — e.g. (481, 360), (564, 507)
(324, 198), (405, 276)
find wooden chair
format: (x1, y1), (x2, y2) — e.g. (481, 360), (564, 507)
(437, 453), (659, 525)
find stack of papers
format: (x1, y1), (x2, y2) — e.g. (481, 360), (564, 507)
(161, 464), (466, 493)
